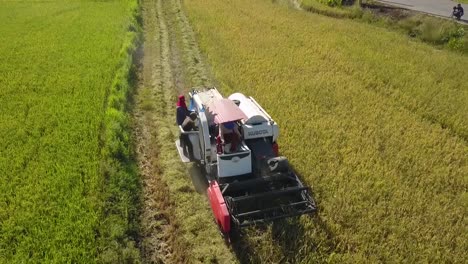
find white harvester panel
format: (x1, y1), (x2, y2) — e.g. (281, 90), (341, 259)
(191, 88), (223, 113)
(228, 93), (279, 142)
(188, 133), (201, 161)
(217, 147), (252, 177)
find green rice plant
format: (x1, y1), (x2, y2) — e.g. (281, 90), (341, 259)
(448, 33), (468, 52)
(0, 1), (141, 262)
(185, 0), (468, 262)
(398, 14), (424, 35)
(417, 17), (453, 44)
(319, 0), (343, 7)
(396, 15), (467, 49)
(97, 2), (142, 262)
(301, 0), (361, 18)
(361, 9), (377, 22)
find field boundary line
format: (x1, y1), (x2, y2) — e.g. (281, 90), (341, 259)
(96, 1), (143, 262)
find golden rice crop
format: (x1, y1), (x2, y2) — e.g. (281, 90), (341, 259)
(185, 0), (468, 262)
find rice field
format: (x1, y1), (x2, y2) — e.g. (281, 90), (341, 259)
(184, 0), (468, 262)
(2, 0), (467, 262)
(0, 1), (139, 262)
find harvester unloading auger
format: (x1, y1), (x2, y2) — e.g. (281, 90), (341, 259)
(175, 87), (316, 235)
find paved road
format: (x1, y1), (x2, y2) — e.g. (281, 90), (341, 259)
(377, 0), (467, 23)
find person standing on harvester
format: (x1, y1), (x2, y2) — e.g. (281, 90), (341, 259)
(176, 95), (190, 126)
(181, 112), (198, 160)
(218, 121), (241, 153)
(176, 95), (191, 156)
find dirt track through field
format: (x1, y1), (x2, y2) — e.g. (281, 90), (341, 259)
(133, 0), (237, 262)
(133, 0), (176, 262)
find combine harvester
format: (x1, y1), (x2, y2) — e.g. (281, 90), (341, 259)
(175, 87), (316, 236)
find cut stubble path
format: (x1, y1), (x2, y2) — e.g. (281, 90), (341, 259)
(133, 0), (237, 262)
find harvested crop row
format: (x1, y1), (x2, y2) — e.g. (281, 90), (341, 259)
(185, 0), (468, 262)
(133, 0), (236, 262)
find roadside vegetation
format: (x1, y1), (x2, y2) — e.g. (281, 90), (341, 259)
(300, 0), (468, 53)
(0, 1), (141, 262)
(185, 0), (468, 262)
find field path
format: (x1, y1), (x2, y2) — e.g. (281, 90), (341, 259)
(133, 0), (238, 262)
(133, 0), (175, 262)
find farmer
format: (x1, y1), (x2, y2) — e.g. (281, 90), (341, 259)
(176, 95), (190, 126)
(182, 112), (198, 132)
(181, 112), (198, 160)
(176, 95), (192, 156)
(453, 4), (464, 20)
(457, 4), (464, 18)
(217, 121), (241, 153)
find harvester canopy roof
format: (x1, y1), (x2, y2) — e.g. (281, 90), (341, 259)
(207, 98), (247, 124)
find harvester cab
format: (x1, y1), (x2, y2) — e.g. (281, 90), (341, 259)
(175, 87), (316, 235)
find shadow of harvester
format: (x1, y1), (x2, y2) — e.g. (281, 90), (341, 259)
(188, 163), (209, 194)
(187, 162), (340, 263)
(229, 164), (343, 263)
(229, 214), (341, 264)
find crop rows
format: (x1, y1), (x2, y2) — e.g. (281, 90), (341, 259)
(185, 0), (468, 262)
(133, 0), (237, 262)
(0, 1), (139, 262)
